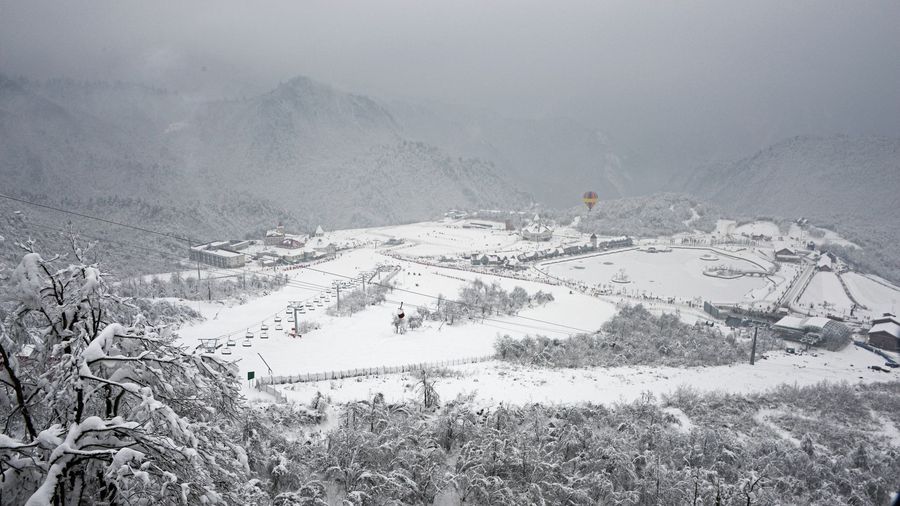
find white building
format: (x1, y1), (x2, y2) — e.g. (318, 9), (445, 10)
(265, 224), (286, 245)
(522, 215), (553, 241)
(189, 243), (246, 268)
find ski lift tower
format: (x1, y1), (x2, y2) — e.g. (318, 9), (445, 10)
(289, 303), (302, 337)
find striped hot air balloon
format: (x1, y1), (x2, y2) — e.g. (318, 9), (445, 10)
(582, 191), (599, 211)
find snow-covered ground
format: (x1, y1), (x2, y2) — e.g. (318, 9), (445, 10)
(327, 220), (522, 258)
(541, 248), (768, 303)
(734, 220), (781, 238)
(843, 272), (900, 315)
(787, 223), (858, 248)
(797, 271), (855, 316)
(277, 345), (894, 407)
(152, 218), (900, 409)
(176, 248), (616, 381)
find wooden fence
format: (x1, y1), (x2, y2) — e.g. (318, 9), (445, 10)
(255, 382), (288, 403)
(256, 354), (494, 387)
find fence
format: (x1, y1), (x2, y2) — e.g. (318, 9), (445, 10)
(853, 340), (899, 366)
(256, 354), (495, 387)
(255, 381), (288, 403)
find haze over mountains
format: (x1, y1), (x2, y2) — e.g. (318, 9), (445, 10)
(680, 135), (900, 244)
(2, 71), (899, 256)
(0, 74), (532, 229)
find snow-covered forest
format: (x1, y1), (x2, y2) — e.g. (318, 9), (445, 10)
(244, 382), (900, 505)
(494, 305), (782, 368)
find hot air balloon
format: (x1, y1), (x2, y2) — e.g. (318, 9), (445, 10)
(582, 191), (599, 211)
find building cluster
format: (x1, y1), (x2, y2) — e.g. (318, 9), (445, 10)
(774, 247), (840, 271)
(256, 224), (335, 266)
(188, 223), (336, 268)
(470, 235), (632, 268)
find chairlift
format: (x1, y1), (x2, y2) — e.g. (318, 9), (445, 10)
(222, 348), (232, 355)
(226, 338), (236, 347)
(242, 340), (252, 347)
(245, 330), (254, 339)
(260, 331), (268, 339)
(397, 302), (405, 320)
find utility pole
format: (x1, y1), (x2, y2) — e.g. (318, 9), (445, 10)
(192, 236), (200, 281)
(336, 286), (341, 312)
(750, 326), (759, 365)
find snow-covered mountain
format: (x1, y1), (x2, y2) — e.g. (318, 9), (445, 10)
(0, 76), (189, 202)
(0, 74), (528, 233)
(680, 135), (900, 245)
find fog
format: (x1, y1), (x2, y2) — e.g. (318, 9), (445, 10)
(2, 0), (899, 166)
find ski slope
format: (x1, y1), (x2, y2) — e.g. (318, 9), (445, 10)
(798, 271), (855, 316)
(842, 272), (900, 315)
(176, 248), (615, 381)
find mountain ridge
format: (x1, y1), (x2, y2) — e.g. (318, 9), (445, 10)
(0, 73), (532, 233)
(679, 134), (900, 247)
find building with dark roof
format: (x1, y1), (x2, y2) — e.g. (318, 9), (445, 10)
(868, 313), (900, 351)
(775, 247), (801, 263)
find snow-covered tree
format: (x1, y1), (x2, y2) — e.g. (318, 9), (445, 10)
(0, 249), (248, 505)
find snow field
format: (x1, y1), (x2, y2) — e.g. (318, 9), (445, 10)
(797, 271), (855, 315)
(176, 248), (616, 382)
(160, 219), (898, 413)
(542, 248), (769, 303)
(276, 345), (895, 407)
(734, 220), (781, 238)
(842, 272), (900, 315)
(327, 220), (521, 257)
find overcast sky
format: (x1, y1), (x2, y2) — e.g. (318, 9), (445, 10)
(2, 0), (899, 164)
